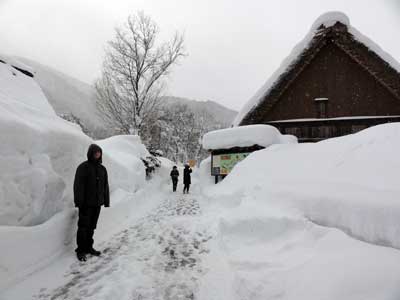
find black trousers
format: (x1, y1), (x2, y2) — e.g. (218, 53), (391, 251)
(183, 184), (190, 194)
(172, 179), (178, 192)
(76, 206), (101, 253)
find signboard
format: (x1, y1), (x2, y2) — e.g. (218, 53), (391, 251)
(188, 160), (197, 168)
(211, 152), (250, 176)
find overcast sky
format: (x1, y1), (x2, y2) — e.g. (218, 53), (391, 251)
(0, 0), (399, 111)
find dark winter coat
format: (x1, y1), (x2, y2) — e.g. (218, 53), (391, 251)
(73, 144), (110, 208)
(170, 169), (179, 182)
(183, 166), (192, 185)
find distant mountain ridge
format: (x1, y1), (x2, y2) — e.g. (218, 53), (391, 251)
(18, 57), (237, 137)
(162, 96), (237, 127)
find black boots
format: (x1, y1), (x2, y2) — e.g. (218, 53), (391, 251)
(88, 248), (101, 256)
(76, 248), (101, 261)
(77, 252), (87, 262)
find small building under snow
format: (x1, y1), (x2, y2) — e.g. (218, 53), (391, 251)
(202, 125), (296, 182)
(234, 12), (400, 142)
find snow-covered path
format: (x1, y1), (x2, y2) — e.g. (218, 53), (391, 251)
(24, 194), (212, 300)
(3, 173), (400, 300)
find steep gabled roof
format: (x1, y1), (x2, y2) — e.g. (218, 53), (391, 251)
(234, 12), (400, 126)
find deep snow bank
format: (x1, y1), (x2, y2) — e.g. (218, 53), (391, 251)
(0, 59), (91, 226)
(207, 123), (400, 249)
(0, 57), (151, 226)
(198, 199), (400, 300)
(98, 135), (148, 194)
(0, 56), (161, 290)
(0, 55), (178, 293)
(0, 156), (173, 292)
(197, 123), (400, 299)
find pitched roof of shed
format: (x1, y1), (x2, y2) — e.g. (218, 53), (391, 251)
(234, 11), (400, 126)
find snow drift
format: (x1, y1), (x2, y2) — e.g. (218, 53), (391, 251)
(0, 59), (91, 226)
(0, 57), (160, 291)
(0, 57), (150, 227)
(98, 135), (148, 194)
(197, 123), (400, 299)
(208, 123), (400, 249)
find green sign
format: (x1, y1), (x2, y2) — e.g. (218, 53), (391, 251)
(212, 152), (250, 175)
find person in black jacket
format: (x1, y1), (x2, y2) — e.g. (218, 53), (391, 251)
(183, 164), (192, 194)
(170, 166), (179, 192)
(73, 144), (110, 261)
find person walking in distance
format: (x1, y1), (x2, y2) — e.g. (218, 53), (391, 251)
(170, 166), (179, 192)
(183, 164), (192, 194)
(73, 144), (110, 262)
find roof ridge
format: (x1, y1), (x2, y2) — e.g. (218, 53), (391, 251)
(234, 12), (400, 126)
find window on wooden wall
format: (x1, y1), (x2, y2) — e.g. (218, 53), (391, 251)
(314, 97), (328, 118)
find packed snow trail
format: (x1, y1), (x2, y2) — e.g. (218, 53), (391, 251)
(32, 194), (212, 300)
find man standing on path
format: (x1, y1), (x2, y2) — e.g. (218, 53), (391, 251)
(183, 164), (192, 194)
(73, 144), (110, 262)
(170, 166), (179, 192)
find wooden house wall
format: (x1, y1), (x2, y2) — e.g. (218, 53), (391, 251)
(263, 42), (400, 121)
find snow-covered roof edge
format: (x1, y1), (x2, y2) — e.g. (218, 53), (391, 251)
(233, 11), (400, 126)
(202, 124), (297, 150)
(0, 54), (35, 77)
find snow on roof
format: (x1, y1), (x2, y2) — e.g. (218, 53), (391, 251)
(0, 60), (55, 115)
(202, 124), (296, 150)
(233, 11), (400, 126)
(310, 11), (349, 30)
(0, 54), (35, 77)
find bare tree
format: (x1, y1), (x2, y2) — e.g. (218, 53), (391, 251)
(95, 11), (186, 137)
(145, 103), (223, 164)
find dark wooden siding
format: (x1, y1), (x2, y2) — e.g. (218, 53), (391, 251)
(264, 42), (400, 121)
(270, 116), (400, 142)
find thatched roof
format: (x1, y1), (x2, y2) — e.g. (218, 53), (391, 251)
(234, 12), (400, 126)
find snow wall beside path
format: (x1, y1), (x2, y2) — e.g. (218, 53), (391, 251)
(0, 58), (156, 291)
(0, 59), (149, 227)
(0, 60), (92, 226)
(98, 135), (149, 194)
(206, 123), (400, 250)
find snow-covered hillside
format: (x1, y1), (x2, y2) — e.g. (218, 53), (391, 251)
(162, 96), (237, 127)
